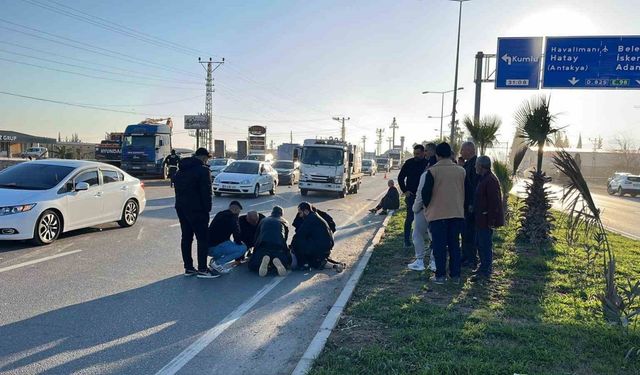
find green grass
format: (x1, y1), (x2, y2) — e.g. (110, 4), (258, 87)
(309, 204), (640, 375)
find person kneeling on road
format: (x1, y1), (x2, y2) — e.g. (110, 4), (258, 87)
(236, 210), (266, 262)
(291, 202), (344, 272)
(369, 179), (400, 215)
(249, 206), (291, 277)
(206, 201), (247, 276)
(292, 204), (336, 233)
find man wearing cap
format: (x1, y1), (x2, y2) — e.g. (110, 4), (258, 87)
(174, 148), (214, 278)
(250, 206), (291, 277)
(207, 201), (247, 275)
(421, 142), (466, 284)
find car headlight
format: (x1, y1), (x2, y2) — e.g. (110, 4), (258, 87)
(333, 176), (343, 183)
(0, 204), (37, 216)
(240, 179), (251, 185)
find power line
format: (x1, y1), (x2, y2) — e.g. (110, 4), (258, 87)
(0, 56), (201, 90)
(0, 19), (201, 78)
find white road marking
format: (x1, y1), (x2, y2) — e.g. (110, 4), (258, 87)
(169, 223), (181, 228)
(0, 250), (83, 274)
(136, 227), (145, 240)
(155, 277), (285, 375)
(249, 199), (275, 207)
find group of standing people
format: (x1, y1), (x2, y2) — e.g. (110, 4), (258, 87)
(172, 148), (344, 279)
(398, 141), (504, 284)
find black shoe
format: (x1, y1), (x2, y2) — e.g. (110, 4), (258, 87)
(184, 268), (197, 277)
(197, 269), (221, 279)
(378, 210), (388, 215)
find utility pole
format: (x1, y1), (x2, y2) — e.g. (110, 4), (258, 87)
(375, 128), (384, 156)
(333, 116), (350, 142)
(199, 57), (224, 151)
(387, 137), (393, 153)
(290, 131), (293, 144)
(449, 0), (470, 148)
(389, 117), (398, 148)
(361, 135), (367, 154)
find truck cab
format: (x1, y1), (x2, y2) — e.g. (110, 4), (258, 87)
(121, 122), (172, 178)
(299, 138), (362, 198)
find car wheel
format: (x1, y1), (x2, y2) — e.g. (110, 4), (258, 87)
(301, 189), (308, 196)
(270, 183), (276, 195)
(32, 210), (61, 245)
(162, 164), (169, 180)
(118, 199), (139, 228)
(618, 187), (624, 197)
(214, 192), (222, 197)
(253, 184), (260, 198)
(607, 185), (615, 195)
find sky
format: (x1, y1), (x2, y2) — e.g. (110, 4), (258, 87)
(1, 0), (639, 152)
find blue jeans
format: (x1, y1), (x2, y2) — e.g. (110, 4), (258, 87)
(429, 218), (464, 278)
(209, 241), (248, 266)
(475, 228), (494, 275)
(404, 195), (416, 246)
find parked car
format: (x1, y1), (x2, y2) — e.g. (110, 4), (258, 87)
(608, 174), (640, 197)
(208, 158), (234, 179)
(213, 160), (278, 198)
(272, 160), (300, 185)
(20, 147), (48, 160)
(0, 160), (145, 245)
(362, 159), (377, 176)
(607, 172), (630, 185)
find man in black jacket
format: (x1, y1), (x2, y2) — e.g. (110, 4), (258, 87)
(250, 206), (291, 277)
(207, 201), (247, 275)
(164, 149), (180, 188)
(397, 144), (428, 247)
(174, 148), (213, 278)
(291, 202), (340, 270)
(369, 179), (400, 215)
(292, 205), (336, 233)
(238, 211), (266, 251)
(460, 141), (479, 268)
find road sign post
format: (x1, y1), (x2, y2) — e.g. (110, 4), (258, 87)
(543, 36), (640, 89)
(495, 37), (543, 89)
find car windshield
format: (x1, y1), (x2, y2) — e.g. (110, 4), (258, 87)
(273, 161), (294, 169)
(301, 147), (343, 166)
(123, 135), (155, 148)
(363, 160), (372, 166)
(224, 162), (259, 174)
(0, 163), (75, 190)
(628, 176), (640, 182)
(210, 159), (228, 166)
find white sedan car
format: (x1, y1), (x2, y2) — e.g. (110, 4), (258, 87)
(208, 158), (235, 179)
(213, 160), (278, 198)
(0, 160), (146, 245)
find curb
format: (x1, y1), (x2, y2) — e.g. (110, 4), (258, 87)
(291, 211), (395, 375)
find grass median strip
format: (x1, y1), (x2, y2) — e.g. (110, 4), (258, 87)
(308, 208), (640, 375)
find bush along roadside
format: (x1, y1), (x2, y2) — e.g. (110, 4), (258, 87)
(308, 200), (640, 375)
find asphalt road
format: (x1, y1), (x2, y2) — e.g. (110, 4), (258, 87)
(0, 172), (398, 375)
(513, 179), (640, 240)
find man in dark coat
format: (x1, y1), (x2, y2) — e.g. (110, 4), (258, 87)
(397, 144), (428, 247)
(292, 205), (336, 233)
(471, 156), (505, 281)
(207, 201), (247, 275)
(164, 149), (181, 187)
(173, 148), (213, 278)
(249, 206), (291, 277)
(369, 179), (400, 215)
(460, 141), (479, 268)
(238, 211), (266, 251)
(291, 202), (337, 270)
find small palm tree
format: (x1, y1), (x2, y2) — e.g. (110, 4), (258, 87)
(514, 95), (559, 172)
(462, 115), (501, 155)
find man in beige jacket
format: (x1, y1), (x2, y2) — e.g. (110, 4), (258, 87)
(420, 143), (466, 284)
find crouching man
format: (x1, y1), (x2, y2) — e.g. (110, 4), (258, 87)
(207, 201), (247, 275)
(291, 202), (344, 272)
(249, 206), (291, 277)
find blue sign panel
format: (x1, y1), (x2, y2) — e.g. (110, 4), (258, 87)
(543, 36), (640, 89)
(496, 37), (543, 89)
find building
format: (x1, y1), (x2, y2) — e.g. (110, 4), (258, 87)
(0, 130), (57, 158)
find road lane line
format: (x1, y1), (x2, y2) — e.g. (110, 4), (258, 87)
(137, 227), (145, 240)
(0, 250), (83, 274)
(169, 223), (181, 228)
(155, 277), (285, 375)
(249, 199), (275, 207)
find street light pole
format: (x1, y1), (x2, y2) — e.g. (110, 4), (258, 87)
(422, 87), (463, 141)
(449, 0), (470, 147)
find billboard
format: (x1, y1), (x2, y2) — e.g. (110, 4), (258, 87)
(248, 125), (267, 136)
(214, 139), (225, 158)
(237, 140), (248, 160)
(184, 115), (209, 130)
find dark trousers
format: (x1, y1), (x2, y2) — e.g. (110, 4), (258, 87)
(461, 213), (477, 264)
(475, 228), (494, 275)
(176, 208), (209, 271)
(168, 166), (178, 186)
(404, 194), (416, 246)
(429, 218), (464, 278)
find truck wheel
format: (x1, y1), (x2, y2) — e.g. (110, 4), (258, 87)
(301, 189), (308, 196)
(214, 192), (222, 197)
(338, 189), (346, 198)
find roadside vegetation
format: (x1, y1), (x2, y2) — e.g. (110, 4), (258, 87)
(309, 202), (640, 375)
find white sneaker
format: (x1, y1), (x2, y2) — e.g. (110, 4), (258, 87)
(429, 261), (437, 272)
(408, 259), (425, 271)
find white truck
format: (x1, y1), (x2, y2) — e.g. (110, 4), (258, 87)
(299, 138), (363, 198)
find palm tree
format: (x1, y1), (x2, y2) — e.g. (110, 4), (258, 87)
(514, 95), (560, 173)
(462, 115), (501, 155)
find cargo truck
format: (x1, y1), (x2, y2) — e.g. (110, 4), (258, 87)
(299, 138), (362, 198)
(121, 118), (173, 179)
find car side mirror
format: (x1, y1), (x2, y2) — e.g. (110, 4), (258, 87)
(75, 182), (90, 191)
